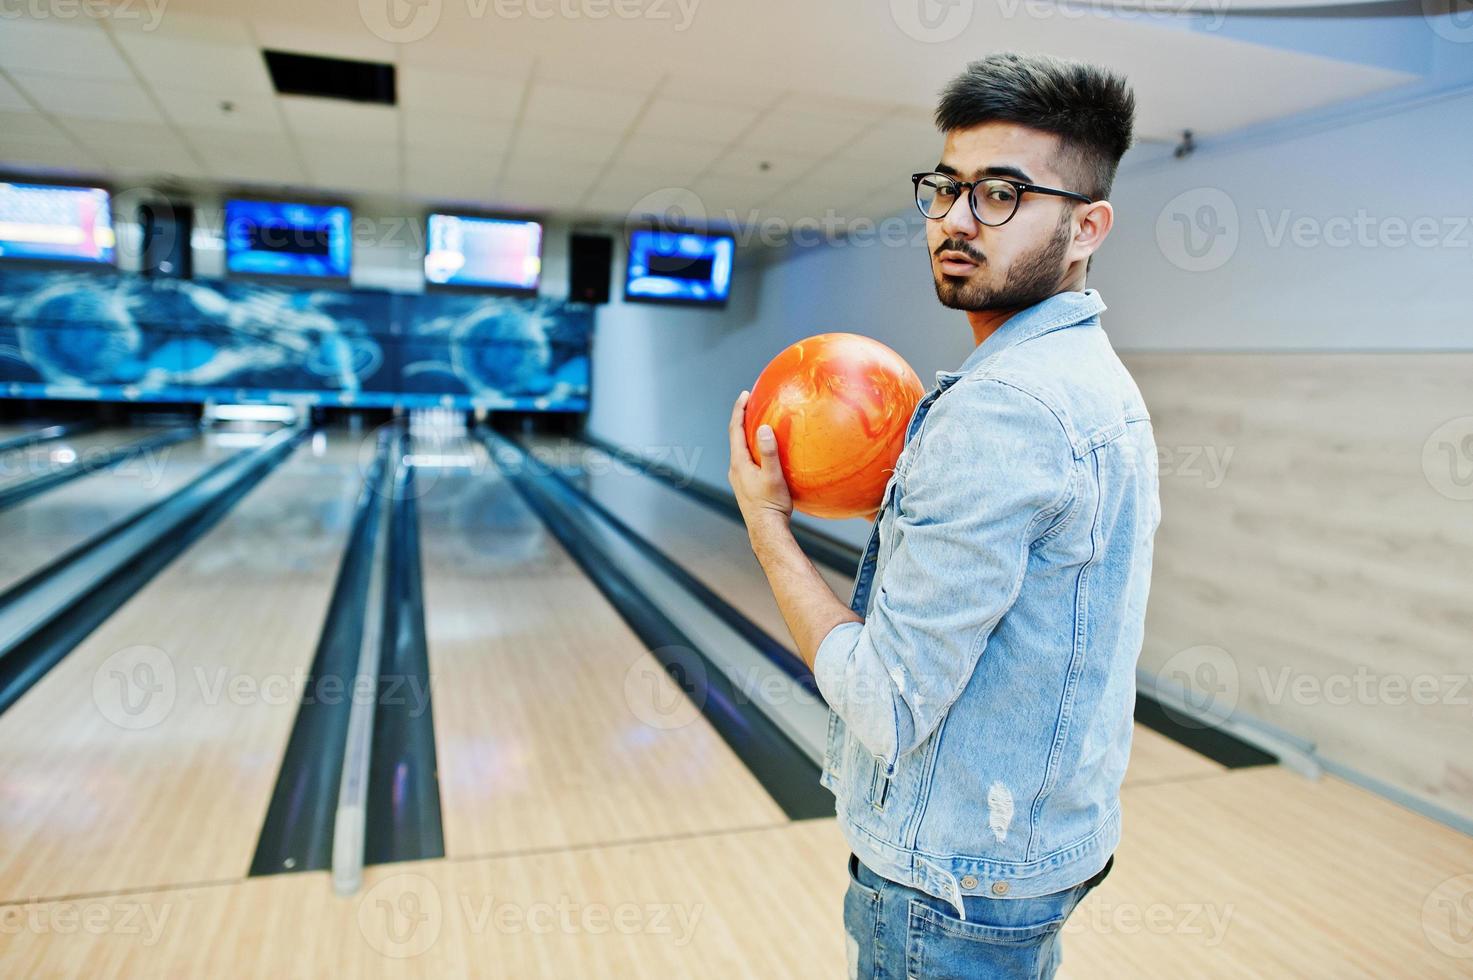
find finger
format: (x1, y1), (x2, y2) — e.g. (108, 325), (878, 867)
(728, 390), (753, 464)
(754, 423), (780, 468)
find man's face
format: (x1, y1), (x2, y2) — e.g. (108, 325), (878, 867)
(924, 122), (1081, 313)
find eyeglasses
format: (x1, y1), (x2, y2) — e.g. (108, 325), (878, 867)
(911, 172), (1092, 226)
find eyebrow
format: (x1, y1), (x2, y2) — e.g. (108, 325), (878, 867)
(935, 162), (1035, 183)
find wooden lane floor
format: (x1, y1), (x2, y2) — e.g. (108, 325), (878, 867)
(0, 432), (368, 903)
(415, 435), (787, 861)
(0, 426), (176, 493)
(516, 435), (853, 651)
(5, 768), (1471, 977)
(0, 433), (240, 595)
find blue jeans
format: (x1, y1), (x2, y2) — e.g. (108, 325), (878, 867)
(843, 853), (1112, 979)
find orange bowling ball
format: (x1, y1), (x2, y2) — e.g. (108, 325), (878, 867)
(745, 333), (925, 520)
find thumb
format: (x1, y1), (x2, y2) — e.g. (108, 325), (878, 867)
(755, 424), (780, 464)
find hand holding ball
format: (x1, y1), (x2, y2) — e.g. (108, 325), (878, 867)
(744, 333), (925, 520)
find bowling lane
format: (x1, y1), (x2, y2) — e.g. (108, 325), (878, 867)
(0, 433), (240, 596)
(417, 435), (786, 860)
(527, 436), (1225, 788)
(0, 431), (368, 902)
(0, 425), (179, 493)
(521, 435), (854, 648)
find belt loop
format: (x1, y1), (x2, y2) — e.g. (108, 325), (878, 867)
(917, 855), (968, 922)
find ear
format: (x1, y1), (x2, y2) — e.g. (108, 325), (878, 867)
(1072, 199), (1114, 263)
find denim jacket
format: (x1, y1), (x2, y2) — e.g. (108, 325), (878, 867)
(813, 288), (1160, 917)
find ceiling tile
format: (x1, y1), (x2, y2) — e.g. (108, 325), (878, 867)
(193, 134), (305, 186)
(0, 77), (35, 113)
(843, 113), (940, 168)
(0, 136), (100, 174)
(612, 136), (725, 173)
(406, 153), (501, 204)
(402, 112), (515, 151)
(635, 98), (757, 143)
(93, 143), (207, 179)
(396, 35), (536, 78)
(115, 34), (274, 95)
(106, 11), (253, 44)
(660, 76), (782, 110)
(279, 98), (398, 143)
(505, 125), (622, 165)
(397, 67), (526, 121)
(153, 89), (284, 134)
(11, 73), (163, 123)
(53, 119), (186, 150)
(738, 108), (874, 156)
(300, 141), (401, 194)
(707, 146), (820, 182)
(250, 24), (396, 65)
(0, 19), (131, 80)
(587, 166), (700, 201)
(531, 54), (662, 95)
(522, 81), (647, 133)
(0, 111), (69, 142)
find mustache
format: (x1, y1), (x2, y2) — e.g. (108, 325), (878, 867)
(933, 239), (985, 263)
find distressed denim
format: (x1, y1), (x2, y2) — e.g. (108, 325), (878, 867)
(813, 289), (1160, 915)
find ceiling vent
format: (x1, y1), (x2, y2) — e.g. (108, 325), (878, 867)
(262, 50), (396, 106)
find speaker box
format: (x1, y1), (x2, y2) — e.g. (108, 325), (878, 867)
(139, 202), (193, 278)
(568, 233), (613, 305)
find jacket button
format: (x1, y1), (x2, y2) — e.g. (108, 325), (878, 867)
(959, 875), (978, 889)
(991, 881), (1010, 896)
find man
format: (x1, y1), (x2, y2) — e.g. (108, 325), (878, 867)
(728, 53), (1160, 979)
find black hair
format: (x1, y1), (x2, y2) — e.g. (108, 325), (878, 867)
(935, 52), (1135, 202)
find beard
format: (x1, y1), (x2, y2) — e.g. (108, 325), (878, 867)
(932, 217), (1071, 313)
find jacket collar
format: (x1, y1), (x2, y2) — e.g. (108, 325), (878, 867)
(935, 288), (1107, 389)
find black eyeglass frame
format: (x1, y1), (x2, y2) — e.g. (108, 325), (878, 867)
(910, 171), (1093, 226)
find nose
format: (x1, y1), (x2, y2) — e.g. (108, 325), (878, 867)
(940, 186), (978, 241)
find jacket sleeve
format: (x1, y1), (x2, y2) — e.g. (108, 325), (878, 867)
(811, 378), (1076, 774)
